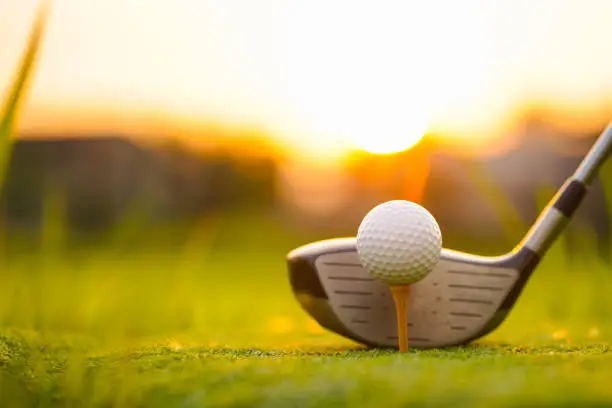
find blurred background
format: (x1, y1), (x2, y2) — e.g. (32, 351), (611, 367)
(0, 0), (611, 344)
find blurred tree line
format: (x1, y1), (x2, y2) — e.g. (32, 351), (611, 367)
(0, 135), (277, 235)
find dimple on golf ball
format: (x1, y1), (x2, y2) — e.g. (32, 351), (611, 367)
(356, 200), (442, 286)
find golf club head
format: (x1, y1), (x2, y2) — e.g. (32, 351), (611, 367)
(288, 238), (539, 348)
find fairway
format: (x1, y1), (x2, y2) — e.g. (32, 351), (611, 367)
(1, 216), (612, 407)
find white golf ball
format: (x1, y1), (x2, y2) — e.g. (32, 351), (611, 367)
(356, 200), (442, 286)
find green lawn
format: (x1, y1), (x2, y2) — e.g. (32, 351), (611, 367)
(1, 216), (612, 407)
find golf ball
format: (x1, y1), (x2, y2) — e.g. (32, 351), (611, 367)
(356, 200), (442, 286)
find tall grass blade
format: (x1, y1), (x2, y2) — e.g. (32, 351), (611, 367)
(0, 1), (51, 192)
(599, 158), (612, 258)
(40, 181), (66, 259)
(460, 158), (527, 246)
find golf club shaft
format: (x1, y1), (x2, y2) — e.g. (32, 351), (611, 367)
(574, 121), (612, 185)
(519, 121), (612, 257)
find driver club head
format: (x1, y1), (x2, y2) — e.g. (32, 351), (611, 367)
(288, 238), (538, 348)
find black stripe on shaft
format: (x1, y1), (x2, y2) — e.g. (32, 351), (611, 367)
(553, 180), (588, 217)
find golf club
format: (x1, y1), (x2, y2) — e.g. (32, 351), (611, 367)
(287, 121), (612, 348)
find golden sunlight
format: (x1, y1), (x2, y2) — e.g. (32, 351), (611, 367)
(4, 0), (612, 159)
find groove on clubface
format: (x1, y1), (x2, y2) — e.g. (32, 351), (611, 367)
(447, 270), (514, 278)
(448, 284), (504, 291)
(449, 298), (494, 305)
(340, 305), (371, 310)
(333, 290), (373, 296)
(450, 312), (484, 318)
(328, 276), (375, 282)
(323, 262), (362, 267)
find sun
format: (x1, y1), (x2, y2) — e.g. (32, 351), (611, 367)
(278, 2), (439, 159)
(350, 116), (429, 154)
(353, 132), (425, 154)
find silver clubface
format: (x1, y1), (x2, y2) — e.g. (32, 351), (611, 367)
(288, 122), (612, 349)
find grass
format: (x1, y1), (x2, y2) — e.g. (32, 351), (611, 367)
(0, 215), (611, 407)
(0, 0), (48, 190)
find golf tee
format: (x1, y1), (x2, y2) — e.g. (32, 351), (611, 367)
(390, 285), (411, 352)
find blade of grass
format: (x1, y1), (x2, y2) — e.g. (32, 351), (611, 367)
(598, 158), (612, 257)
(106, 194), (157, 252)
(40, 180), (67, 259)
(0, 0), (51, 192)
(459, 158), (527, 247)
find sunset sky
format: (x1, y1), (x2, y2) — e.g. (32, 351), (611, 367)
(1, 0), (612, 159)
